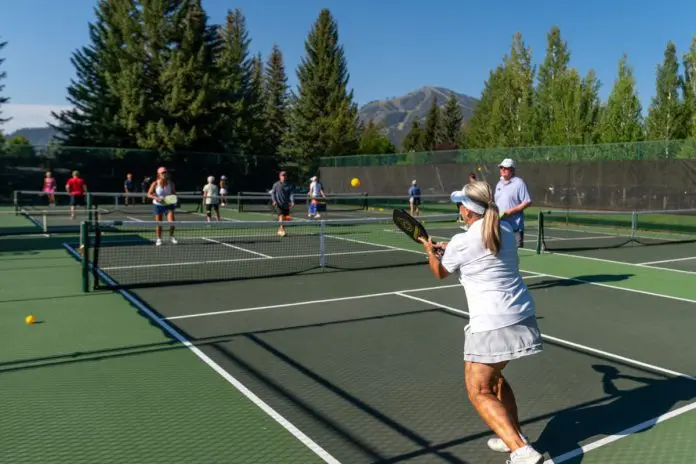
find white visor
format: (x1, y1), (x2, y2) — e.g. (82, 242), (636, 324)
(450, 190), (486, 215)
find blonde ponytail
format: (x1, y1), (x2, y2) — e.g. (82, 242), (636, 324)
(464, 181), (502, 254)
(482, 201), (501, 254)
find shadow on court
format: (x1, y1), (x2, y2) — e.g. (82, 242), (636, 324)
(534, 365), (696, 462)
(0, 235), (79, 255)
(527, 274), (634, 290)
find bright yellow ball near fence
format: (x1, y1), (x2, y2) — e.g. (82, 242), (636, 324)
(351, 178), (361, 187)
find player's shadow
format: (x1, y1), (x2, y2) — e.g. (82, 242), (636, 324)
(527, 274), (634, 290)
(533, 364), (696, 462)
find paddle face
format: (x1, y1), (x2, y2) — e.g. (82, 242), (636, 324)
(392, 209), (435, 245)
(163, 194), (178, 206)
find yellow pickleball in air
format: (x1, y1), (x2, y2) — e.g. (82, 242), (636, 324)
(25, 315), (36, 325)
(351, 178), (361, 187)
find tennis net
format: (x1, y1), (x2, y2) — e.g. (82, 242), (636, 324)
(85, 213), (462, 290)
(236, 193), (453, 215)
(537, 208), (696, 252)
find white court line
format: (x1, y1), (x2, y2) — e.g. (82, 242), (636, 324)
(166, 275), (542, 320)
(521, 269), (696, 305)
(337, 231), (696, 298)
(395, 292), (696, 381)
(520, 248), (696, 276)
(102, 248), (401, 271)
(62, 243), (340, 464)
(542, 235), (613, 242)
(638, 255), (696, 265)
(201, 237), (272, 259)
(543, 400), (696, 463)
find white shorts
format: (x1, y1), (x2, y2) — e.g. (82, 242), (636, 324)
(220, 188), (228, 195)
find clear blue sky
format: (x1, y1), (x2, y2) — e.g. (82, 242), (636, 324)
(1, 0), (695, 131)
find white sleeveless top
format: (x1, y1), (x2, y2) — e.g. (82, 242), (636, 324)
(152, 182), (173, 205)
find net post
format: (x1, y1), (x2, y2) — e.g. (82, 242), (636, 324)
(236, 192), (242, 213)
(319, 220), (326, 268)
(13, 190), (18, 215)
(42, 213), (48, 234)
(631, 210), (637, 239)
(535, 211), (543, 254)
(80, 221), (90, 293)
(87, 193), (94, 222)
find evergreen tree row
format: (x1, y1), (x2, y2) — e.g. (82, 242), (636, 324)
(455, 27), (696, 151)
(48, 2), (393, 177)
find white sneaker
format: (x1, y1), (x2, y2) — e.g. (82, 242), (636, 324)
(170, 237), (178, 244)
(488, 434), (529, 453)
(507, 445), (543, 464)
(156, 238), (162, 246)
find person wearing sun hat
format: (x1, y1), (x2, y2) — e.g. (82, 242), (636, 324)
(419, 180), (544, 464)
(494, 158), (532, 248)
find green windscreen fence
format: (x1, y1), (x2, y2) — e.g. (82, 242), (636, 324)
(318, 140), (696, 211)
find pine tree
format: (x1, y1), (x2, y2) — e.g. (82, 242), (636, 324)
(646, 41), (687, 142)
(214, 8), (253, 153)
(359, 120), (395, 154)
(50, 0), (130, 146)
(466, 66), (506, 148)
(282, 8), (360, 176)
(579, 70), (602, 143)
(499, 32), (536, 147)
(245, 53), (275, 183)
(0, 38), (9, 128)
(402, 120), (424, 152)
(264, 44), (289, 158)
(546, 68), (584, 145)
(152, 0), (219, 151)
(440, 95), (463, 147)
(421, 100), (441, 150)
(534, 26), (572, 145)
(682, 36), (696, 138)
(599, 55), (643, 143)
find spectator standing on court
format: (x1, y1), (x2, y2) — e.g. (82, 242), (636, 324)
(420, 181), (544, 464)
(141, 176), (152, 204)
(65, 170), (88, 220)
(408, 180), (421, 216)
(494, 159), (532, 248)
(202, 175), (221, 222)
(219, 175), (228, 207)
(124, 173), (134, 206)
(270, 171), (295, 237)
(308, 175), (326, 218)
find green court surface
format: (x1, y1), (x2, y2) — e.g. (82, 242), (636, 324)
(1, 206), (696, 463)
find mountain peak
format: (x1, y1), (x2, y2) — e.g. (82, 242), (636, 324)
(358, 86), (478, 148)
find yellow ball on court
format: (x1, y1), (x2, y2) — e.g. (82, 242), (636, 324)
(25, 315), (36, 325)
(351, 177), (360, 187)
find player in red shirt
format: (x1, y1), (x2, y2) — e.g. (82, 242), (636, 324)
(65, 170), (88, 220)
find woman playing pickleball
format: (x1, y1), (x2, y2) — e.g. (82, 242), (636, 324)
(148, 166), (178, 246)
(420, 180), (544, 464)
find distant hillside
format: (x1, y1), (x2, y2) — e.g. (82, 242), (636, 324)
(358, 86), (478, 149)
(8, 87), (479, 151)
(6, 127), (58, 146)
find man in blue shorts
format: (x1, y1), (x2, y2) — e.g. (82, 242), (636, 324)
(494, 159), (532, 248)
(408, 180), (421, 216)
(270, 171), (295, 237)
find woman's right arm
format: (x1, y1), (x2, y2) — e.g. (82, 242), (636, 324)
(147, 182), (158, 200)
(420, 238), (450, 279)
